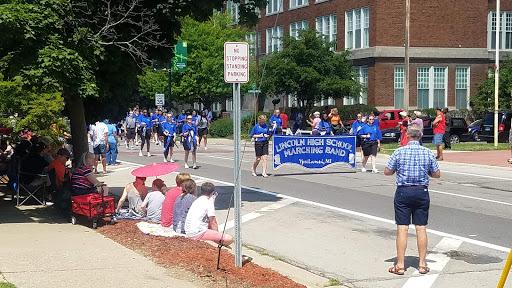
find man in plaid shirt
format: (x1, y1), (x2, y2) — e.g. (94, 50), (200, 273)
(384, 124), (440, 276)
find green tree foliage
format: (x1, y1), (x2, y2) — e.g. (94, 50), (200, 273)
(171, 13), (247, 109)
(137, 67), (168, 109)
(0, 0), (265, 159)
(472, 58), (512, 115)
(261, 29), (362, 116)
(0, 74), (67, 142)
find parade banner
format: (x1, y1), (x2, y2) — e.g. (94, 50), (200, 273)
(273, 135), (357, 170)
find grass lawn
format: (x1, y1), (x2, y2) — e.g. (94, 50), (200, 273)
(380, 142), (510, 155)
(0, 282), (17, 288)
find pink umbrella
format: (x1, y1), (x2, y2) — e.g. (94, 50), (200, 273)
(131, 163), (180, 178)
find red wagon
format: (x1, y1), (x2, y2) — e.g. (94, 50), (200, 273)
(70, 192), (115, 229)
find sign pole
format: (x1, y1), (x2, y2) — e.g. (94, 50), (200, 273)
(233, 82), (242, 267)
(494, 0), (500, 147)
(224, 42), (249, 268)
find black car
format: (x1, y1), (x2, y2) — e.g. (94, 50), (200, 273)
(381, 117), (470, 144)
(479, 111), (512, 143)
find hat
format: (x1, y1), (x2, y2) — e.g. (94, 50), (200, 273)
(399, 111), (408, 117)
(413, 111), (422, 116)
(436, 106), (442, 111)
(313, 111), (320, 115)
(56, 148), (71, 158)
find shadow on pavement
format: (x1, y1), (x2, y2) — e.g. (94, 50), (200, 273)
(384, 255), (437, 271)
(0, 190), (68, 225)
(208, 185), (282, 211)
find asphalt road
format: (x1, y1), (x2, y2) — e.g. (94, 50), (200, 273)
(111, 139), (512, 288)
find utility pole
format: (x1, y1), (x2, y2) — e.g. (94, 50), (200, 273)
(404, 0), (410, 112)
(494, 0), (501, 147)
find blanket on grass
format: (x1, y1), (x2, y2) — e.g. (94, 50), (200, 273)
(136, 221), (184, 237)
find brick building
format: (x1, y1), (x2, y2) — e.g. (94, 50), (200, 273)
(224, 0), (509, 112)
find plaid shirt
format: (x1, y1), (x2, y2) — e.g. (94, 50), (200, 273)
(386, 141), (439, 186)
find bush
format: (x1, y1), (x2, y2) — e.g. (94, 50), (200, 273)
(209, 118), (233, 138)
(241, 112), (271, 134)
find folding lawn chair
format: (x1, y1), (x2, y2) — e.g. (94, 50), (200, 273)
(13, 156), (48, 206)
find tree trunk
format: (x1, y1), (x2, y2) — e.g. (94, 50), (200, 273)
(65, 93), (89, 164)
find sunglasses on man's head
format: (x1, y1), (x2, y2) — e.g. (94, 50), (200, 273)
(187, 117), (192, 120)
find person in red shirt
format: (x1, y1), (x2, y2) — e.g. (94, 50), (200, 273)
(48, 148), (71, 187)
(432, 107), (446, 160)
(161, 173), (191, 228)
(280, 110), (288, 131)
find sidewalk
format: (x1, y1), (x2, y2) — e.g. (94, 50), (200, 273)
(0, 196), (203, 288)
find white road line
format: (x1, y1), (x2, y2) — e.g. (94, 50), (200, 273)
(219, 199), (296, 230)
(430, 189), (512, 206)
(402, 237), (463, 288)
(117, 160), (511, 253)
(375, 162), (512, 181)
(184, 173), (511, 253)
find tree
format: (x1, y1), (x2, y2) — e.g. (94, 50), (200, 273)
(0, 0), (265, 160)
(472, 57), (512, 115)
(171, 13), (248, 109)
(0, 74), (67, 142)
(261, 29), (362, 116)
(137, 67), (168, 109)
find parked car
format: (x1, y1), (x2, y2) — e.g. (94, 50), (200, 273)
(468, 119), (482, 142)
(479, 111), (512, 143)
(380, 117), (470, 144)
(345, 109), (404, 131)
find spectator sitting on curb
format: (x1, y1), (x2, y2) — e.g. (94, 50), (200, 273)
(185, 182), (233, 246)
(161, 173), (191, 228)
(141, 179), (167, 223)
(172, 179), (198, 234)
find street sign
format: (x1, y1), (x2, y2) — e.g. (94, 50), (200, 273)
(248, 89), (261, 93)
(252, 83), (256, 89)
(224, 42), (249, 83)
(155, 94), (165, 106)
(172, 41), (187, 72)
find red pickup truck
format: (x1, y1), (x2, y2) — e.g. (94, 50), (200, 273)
(345, 109), (404, 130)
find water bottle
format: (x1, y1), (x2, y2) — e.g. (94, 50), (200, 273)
(176, 221), (182, 234)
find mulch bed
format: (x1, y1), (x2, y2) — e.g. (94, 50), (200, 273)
(98, 220), (306, 288)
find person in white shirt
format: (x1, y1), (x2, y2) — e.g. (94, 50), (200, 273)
(89, 120), (109, 174)
(185, 182), (233, 246)
(141, 179), (167, 223)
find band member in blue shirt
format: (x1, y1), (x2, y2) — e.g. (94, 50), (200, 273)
(250, 115), (270, 178)
(357, 115), (381, 173)
(177, 109), (187, 134)
(270, 109), (283, 135)
(138, 109), (153, 157)
(317, 113), (332, 135)
(163, 114), (177, 163)
(182, 115), (198, 169)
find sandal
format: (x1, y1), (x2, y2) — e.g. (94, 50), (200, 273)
(418, 265), (430, 274)
(507, 158), (512, 163)
(388, 265), (405, 275)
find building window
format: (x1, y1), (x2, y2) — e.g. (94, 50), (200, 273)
(212, 102), (221, 112)
(226, 99), (233, 111)
(455, 67), (470, 109)
(345, 66), (367, 105)
(266, 0), (283, 15)
(316, 98), (335, 106)
(345, 7), (369, 50)
(290, 20), (309, 39)
(290, 0), (308, 9)
(488, 11), (512, 50)
(288, 94), (298, 107)
(226, 1), (239, 23)
(316, 14), (337, 50)
(394, 67), (404, 109)
(246, 31), (261, 56)
(417, 66), (447, 109)
(266, 26), (283, 53)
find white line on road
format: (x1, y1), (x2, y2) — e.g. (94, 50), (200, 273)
(375, 162), (512, 181)
(117, 160), (511, 253)
(402, 237), (463, 288)
(430, 189), (512, 206)
(219, 199), (296, 230)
